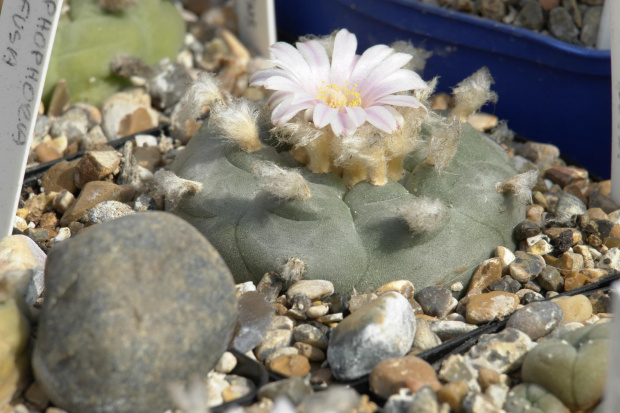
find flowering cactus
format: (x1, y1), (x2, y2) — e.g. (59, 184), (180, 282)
(167, 30), (527, 294)
(43, 0), (185, 107)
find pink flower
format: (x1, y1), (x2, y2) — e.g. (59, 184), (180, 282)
(250, 29), (428, 137)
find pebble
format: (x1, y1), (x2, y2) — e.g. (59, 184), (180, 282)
(0, 298), (31, 407)
(411, 318), (442, 353)
(430, 320), (478, 341)
(293, 324), (328, 350)
(214, 351), (237, 374)
(467, 328), (534, 373)
(327, 292), (416, 381)
(257, 376), (313, 406)
(515, 1), (544, 30)
(286, 280), (334, 301)
(437, 381), (468, 412)
(598, 247), (620, 271)
(267, 354), (311, 378)
(59, 181), (134, 226)
(466, 291), (519, 324)
(264, 347), (300, 366)
(74, 150), (122, 189)
(32, 212), (238, 413)
(554, 194), (587, 222)
(101, 89), (159, 140)
(514, 220), (542, 241)
(438, 354), (479, 389)
(369, 356), (441, 399)
(255, 272), (282, 301)
(536, 266), (564, 292)
(509, 251), (545, 283)
(488, 276), (522, 294)
(323, 292), (348, 314)
(408, 386), (440, 413)
(416, 286), (456, 318)
(87, 200), (136, 225)
(506, 301), (563, 340)
(49, 107), (91, 144)
(0, 234), (47, 278)
(551, 294), (593, 323)
(255, 317), (294, 362)
(462, 392), (498, 413)
(348, 293), (378, 313)
(294, 342), (326, 362)
(297, 386), (364, 413)
(376, 279), (415, 299)
(232, 291), (274, 353)
(40, 160), (80, 194)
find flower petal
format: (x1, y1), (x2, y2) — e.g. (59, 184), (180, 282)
(268, 91), (293, 108)
(296, 40), (330, 85)
(249, 68), (288, 86)
(384, 106), (405, 128)
(329, 29), (358, 86)
(373, 94), (425, 108)
(291, 94), (319, 105)
(338, 111), (358, 136)
(330, 113), (345, 136)
(264, 76), (308, 93)
(364, 70), (428, 103)
(345, 106), (368, 127)
(269, 42), (315, 93)
(365, 106), (398, 133)
(313, 104), (339, 128)
(358, 53), (414, 95)
(349, 45), (394, 87)
(272, 99), (315, 125)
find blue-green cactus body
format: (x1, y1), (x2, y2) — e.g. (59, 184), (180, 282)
(43, 0), (185, 106)
(169, 119), (525, 294)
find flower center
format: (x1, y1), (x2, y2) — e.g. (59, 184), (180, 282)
(317, 81), (362, 109)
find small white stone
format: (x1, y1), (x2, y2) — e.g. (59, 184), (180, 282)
(598, 247), (620, 271)
(235, 281), (256, 295)
(134, 134), (159, 147)
(49, 227), (71, 247)
(13, 216), (27, 232)
(214, 351), (237, 374)
(450, 282), (464, 293)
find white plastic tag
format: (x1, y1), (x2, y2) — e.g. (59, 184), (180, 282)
(234, 0), (276, 57)
(0, 0), (63, 238)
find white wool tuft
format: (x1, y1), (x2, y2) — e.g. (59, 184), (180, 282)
(210, 99), (262, 153)
(451, 67), (498, 121)
(170, 72), (224, 143)
(397, 197), (448, 234)
(152, 170), (202, 208)
(425, 114), (462, 173)
(495, 170), (539, 205)
(251, 161), (312, 201)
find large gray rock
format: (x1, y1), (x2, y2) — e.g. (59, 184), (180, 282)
(33, 211), (238, 413)
(327, 292), (416, 381)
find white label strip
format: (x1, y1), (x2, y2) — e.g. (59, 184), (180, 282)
(235, 0), (276, 57)
(0, 0), (63, 238)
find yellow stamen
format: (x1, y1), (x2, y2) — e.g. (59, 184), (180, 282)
(316, 81), (363, 109)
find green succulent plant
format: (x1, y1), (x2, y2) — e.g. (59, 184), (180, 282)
(166, 32), (527, 294)
(167, 106), (525, 294)
(43, 0), (185, 107)
(521, 323), (610, 411)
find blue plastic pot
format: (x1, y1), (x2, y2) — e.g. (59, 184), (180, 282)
(274, 0), (612, 178)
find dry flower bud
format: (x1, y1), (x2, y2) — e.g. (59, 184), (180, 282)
(152, 170), (202, 209)
(495, 170), (538, 205)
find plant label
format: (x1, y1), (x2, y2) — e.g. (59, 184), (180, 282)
(235, 0), (276, 57)
(0, 0), (63, 238)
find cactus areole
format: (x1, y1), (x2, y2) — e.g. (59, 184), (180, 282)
(168, 30), (526, 294)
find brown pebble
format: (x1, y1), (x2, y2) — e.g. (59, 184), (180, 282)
(563, 272), (590, 291)
(544, 165), (588, 187)
(267, 354), (311, 378)
(133, 146), (162, 173)
(24, 382), (49, 410)
(437, 380), (468, 413)
(74, 150), (122, 189)
(293, 342), (326, 362)
(35, 141), (64, 163)
(369, 356), (441, 399)
(477, 368), (501, 392)
(59, 181), (134, 227)
(52, 190), (76, 215)
(39, 212), (58, 230)
(552, 295), (593, 323)
(40, 159), (80, 194)
(466, 291), (519, 324)
(376, 280), (415, 299)
(526, 204), (545, 225)
(466, 258), (501, 297)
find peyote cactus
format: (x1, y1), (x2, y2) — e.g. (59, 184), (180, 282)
(167, 30), (528, 294)
(43, 0), (185, 107)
